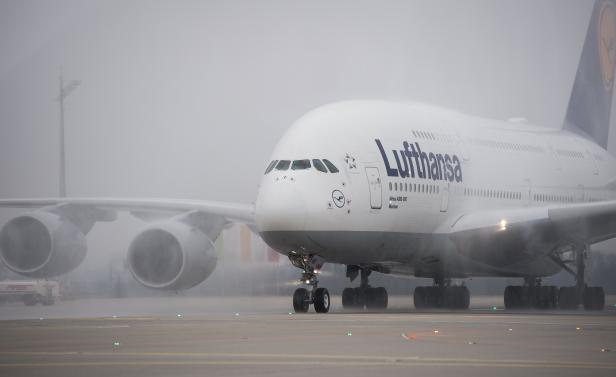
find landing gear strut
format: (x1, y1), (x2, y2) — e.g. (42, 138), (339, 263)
(505, 244), (605, 310)
(413, 277), (470, 310)
(289, 253), (330, 313)
(550, 244), (604, 310)
(341, 266), (388, 310)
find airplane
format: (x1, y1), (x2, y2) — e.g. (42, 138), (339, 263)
(1, 0), (615, 313)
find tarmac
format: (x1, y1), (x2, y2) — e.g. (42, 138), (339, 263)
(1, 295), (616, 377)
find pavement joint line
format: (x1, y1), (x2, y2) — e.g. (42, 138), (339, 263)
(0, 351), (615, 367)
(1, 360), (616, 369)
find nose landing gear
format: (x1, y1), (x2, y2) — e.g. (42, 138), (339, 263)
(289, 253), (330, 313)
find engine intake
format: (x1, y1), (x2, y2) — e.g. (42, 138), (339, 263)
(0, 212), (87, 277)
(127, 220), (217, 290)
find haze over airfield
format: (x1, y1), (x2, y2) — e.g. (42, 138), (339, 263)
(0, 1), (609, 271)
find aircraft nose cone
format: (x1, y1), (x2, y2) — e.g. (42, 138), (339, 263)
(255, 181), (306, 232)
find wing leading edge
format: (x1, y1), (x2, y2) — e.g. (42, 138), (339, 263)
(0, 197), (255, 225)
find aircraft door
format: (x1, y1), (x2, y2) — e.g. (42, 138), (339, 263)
(365, 167), (382, 209)
(586, 149), (599, 175)
(440, 182), (449, 212)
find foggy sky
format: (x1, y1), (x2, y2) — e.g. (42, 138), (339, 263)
(0, 0), (604, 267)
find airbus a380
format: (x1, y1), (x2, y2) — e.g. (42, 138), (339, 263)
(1, 1), (616, 313)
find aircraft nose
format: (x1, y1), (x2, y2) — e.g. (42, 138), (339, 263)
(255, 180), (307, 232)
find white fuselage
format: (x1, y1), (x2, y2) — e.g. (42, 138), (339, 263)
(254, 101), (616, 278)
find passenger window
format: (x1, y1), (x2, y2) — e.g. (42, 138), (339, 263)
(312, 159), (327, 173)
(264, 160), (278, 174)
(275, 160), (291, 171)
(291, 159), (311, 170)
(323, 159), (339, 173)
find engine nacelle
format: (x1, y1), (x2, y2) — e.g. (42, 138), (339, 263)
(0, 212), (87, 277)
(127, 220), (218, 290)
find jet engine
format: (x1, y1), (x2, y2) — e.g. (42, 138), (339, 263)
(127, 220), (218, 290)
(0, 211), (87, 277)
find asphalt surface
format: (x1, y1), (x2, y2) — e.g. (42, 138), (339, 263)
(1, 296), (616, 377)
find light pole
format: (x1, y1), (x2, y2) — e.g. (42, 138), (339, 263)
(56, 76), (80, 197)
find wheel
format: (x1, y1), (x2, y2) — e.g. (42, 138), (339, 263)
(583, 287), (605, 310)
(293, 288), (310, 313)
(547, 286), (558, 309)
(443, 287), (456, 309)
(342, 288), (354, 309)
(458, 286), (470, 310)
(42, 298), (55, 306)
(375, 287), (388, 309)
(413, 286), (427, 309)
(504, 286), (514, 309)
(23, 295), (37, 306)
(532, 286), (550, 309)
(558, 287), (578, 310)
(353, 287), (366, 309)
(366, 287), (388, 310)
(313, 288), (330, 313)
(504, 286), (524, 309)
(425, 286), (441, 308)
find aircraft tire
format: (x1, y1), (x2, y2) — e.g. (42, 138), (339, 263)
(413, 287), (427, 309)
(342, 288), (354, 309)
(547, 286), (558, 309)
(353, 287), (366, 308)
(583, 287), (605, 310)
(457, 286), (470, 309)
(293, 288), (310, 313)
(558, 287), (578, 310)
(504, 286), (523, 309)
(313, 288), (330, 313)
(23, 295), (37, 306)
(366, 287), (388, 310)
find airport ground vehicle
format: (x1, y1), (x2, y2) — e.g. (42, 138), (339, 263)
(0, 280), (59, 306)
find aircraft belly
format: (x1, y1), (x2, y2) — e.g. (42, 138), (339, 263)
(261, 230), (562, 278)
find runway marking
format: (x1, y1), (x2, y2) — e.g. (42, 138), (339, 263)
(1, 360), (616, 369)
(0, 351), (615, 369)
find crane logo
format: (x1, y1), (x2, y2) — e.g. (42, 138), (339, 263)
(332, 190), (346, 208)
(599, 0), (616, 92)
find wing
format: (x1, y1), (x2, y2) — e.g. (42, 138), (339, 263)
(0, 197), (256, 287)
(0, 197), (255, 225)
(443, 200), (616, 258)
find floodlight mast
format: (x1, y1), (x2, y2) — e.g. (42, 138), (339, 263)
(57, 75), (80, 197)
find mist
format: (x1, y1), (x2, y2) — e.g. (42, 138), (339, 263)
(2, 0), (616, 300)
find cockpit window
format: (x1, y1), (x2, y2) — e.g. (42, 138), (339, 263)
(312, 159), (327, 173)
(275, 160), (291, 171)
(264, 160), (278, 174)
(291, 159), (311, 170)
(322, 159), (339, 173)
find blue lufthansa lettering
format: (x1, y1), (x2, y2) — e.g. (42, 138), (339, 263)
(374, 139), (463, 183)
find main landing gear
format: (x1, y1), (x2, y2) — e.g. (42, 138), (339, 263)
(341, 267), (388, 310)
(504, 278), (558, 309)
(413, 277), (470, 310)
(289, 254), (330, 313)
(505, 244), (605, 310)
